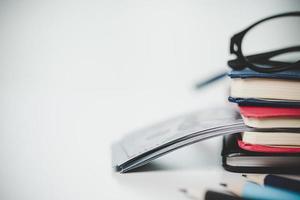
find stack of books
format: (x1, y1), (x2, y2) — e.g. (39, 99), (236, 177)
(223, 68), (300, 173)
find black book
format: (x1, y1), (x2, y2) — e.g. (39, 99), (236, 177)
(222, 134), (300, 174)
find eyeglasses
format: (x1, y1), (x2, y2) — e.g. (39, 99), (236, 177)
(229, 11), (300, 73)
(196, 11), (300, 89)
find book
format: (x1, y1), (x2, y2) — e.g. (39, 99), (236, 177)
(228, 69), (300, 103)
(242, 116), (300, 128)
(228, 97), (300, 107)
(111, 107), (248, 173)
(239, 106), (300, 118)
(237, 139), (300, 153)
(222, 134), (300, 173)
(228, 68), (300, 80)
(239, 106), (300, 128)
(241, 132), (300, 146)
(230, 78), (300, 101)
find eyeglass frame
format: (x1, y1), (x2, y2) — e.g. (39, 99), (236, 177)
(229, 11), (300, 73)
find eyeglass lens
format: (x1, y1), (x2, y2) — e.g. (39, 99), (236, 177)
(242, 16), (300, 69)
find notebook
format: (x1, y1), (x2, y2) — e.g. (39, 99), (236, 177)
(222, 134), (300, 173)
(239, 106), (300, 118)
(111, 107), (248, 173)
(239, 106), (300, 128)
(241, 132), (300, 146)
(228, 69), (300, 107)
(242, 116), (300, 128)
(237, 139), (300, 153)
(228, 97), (300, 107)
(230, 78), (300, 101)
(228, 68), (300, 80)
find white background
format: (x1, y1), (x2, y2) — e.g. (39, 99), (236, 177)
(0, 0), (299, 199)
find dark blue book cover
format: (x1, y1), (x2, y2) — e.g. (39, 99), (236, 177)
(228, 97), (300, 107)
(228, 68), (300, 80)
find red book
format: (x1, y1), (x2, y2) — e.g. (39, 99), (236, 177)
(239, 106), (300, 118)
(237, 139), (300, 153)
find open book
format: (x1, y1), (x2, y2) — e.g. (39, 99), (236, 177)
(111, 107), (249, 173)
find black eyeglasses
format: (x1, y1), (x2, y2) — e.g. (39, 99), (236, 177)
(229, 11), (300, 73)
(196, 11), (300, 89)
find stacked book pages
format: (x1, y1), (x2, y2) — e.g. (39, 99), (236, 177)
(112, 108), (247, 173)
(223, 68), (300, 173)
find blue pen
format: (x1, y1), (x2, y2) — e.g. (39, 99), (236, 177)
(221, 180), (300, 200)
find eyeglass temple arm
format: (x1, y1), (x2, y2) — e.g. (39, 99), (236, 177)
(232, 46), (300, 67)
(246, 45), (300, 62)
(195, 71), (227, 89)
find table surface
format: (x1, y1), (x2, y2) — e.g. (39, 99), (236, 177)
(0, 1), (299, 199)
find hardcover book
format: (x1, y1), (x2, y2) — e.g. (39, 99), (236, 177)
(228, 97), (300, 107)
(222, 134), (300, 174)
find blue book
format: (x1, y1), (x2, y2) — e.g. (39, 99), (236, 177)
(228, 97), (300, 107)
(228, 68), (300, 80)
(228, 69), (300, 107)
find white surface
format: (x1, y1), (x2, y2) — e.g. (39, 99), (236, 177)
(0, 1), (299, 199)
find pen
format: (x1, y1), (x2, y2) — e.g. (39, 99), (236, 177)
(180, 189), (244, 200)
(195, 72), (227, 89)
(243, 174), (300, 193)
(220, 180), (300, 200)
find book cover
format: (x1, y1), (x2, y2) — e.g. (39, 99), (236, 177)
(228, 68), (300, 80)
(239, 106), (300, 118)
(222, 134), (300, 174)
(237, 139), (300, 153)
(228, 97), (300, 107)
